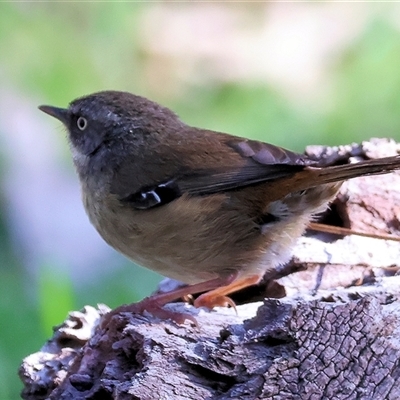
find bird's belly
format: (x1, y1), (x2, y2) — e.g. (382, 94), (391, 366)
(83, 184), (338, 285)
(84, 192), (271, 284)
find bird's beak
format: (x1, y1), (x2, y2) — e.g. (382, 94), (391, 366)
(38, 105), (69, 125)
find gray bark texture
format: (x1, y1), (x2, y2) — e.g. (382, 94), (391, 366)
(19, 139), (400, 400)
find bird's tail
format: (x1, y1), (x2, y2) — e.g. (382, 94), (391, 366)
(307, 155), (400, 186)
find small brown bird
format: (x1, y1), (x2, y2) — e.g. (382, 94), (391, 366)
(39, 91), (400, 320)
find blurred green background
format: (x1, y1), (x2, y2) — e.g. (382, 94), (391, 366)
(1, 3), (400, 398)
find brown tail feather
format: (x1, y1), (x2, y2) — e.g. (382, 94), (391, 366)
(307, 155), (400, 186)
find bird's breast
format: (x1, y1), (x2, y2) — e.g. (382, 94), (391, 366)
(81, 188), (270, 283)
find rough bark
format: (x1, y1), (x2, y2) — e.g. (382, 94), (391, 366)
(19, 138), (400, 400)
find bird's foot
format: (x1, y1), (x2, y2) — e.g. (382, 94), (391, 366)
(100, 295), (197, 329)
(194, 293), (237, 311)
(99, 272), (257, 328)
(193, 274), (262, 312)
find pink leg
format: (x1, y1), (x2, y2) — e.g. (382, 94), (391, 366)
(101, 273), (238, 327)
(194, 275), (262, 309)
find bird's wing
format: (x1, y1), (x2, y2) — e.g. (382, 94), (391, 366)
(113, 138), (313, 210)
(178, 138), (311, 194)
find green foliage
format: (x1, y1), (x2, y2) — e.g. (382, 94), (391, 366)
(326, 19), (400, 142)
(0, 266), (46, 399)
(174, 83), (318, 151)
(37, 263), (75, 336)
(75, 262), (163, 310)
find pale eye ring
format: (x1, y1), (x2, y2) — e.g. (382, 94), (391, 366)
(77, 116), (87, 131)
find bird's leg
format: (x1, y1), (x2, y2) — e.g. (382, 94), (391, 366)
(101, 273), (239, 327)
(194, 275), (262, 310)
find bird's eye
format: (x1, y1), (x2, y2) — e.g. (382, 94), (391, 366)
(77, 116), (87, 131)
